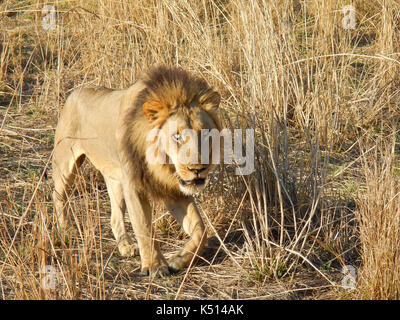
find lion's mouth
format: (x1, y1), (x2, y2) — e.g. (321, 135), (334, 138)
(178, 178), (206, 187)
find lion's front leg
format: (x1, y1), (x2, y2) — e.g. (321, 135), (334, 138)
(123, 182), (170, 276)
(165, 198), (207, 273)
(103, 176), (138, 257)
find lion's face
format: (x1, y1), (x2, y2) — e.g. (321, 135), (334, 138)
(159, 108), (219, 195)
(142, 82), (221, 196)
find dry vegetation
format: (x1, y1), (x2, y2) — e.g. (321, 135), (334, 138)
(0, 0), (400, 300)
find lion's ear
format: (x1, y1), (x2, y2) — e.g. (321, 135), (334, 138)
(142, 100), (169, 126)
(199, 90), (220, 112)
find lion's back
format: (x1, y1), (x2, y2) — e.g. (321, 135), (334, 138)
(55, 86), (125, 143)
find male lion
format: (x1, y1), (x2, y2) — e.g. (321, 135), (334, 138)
(52, 66), (221, 276)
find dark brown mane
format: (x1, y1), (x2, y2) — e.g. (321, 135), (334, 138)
(120, 66), (217, 201)
(142, 65), (213, 110)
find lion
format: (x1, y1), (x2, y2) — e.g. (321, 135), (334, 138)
(52, 66), (221, 276)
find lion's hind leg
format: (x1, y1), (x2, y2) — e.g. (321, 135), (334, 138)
(52, 142), (85, 233)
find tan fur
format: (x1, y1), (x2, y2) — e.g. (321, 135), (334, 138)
(52, 66), (221, 276)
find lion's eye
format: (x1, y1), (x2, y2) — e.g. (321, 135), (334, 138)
(172, 133), (184, 142)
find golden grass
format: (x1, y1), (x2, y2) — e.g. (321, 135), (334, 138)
(1, 0), (400, 299)
(356, 135), (400, 299)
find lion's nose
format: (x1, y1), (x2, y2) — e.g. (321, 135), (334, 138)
(187, 165), (207, 174)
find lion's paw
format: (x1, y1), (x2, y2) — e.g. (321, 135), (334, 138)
(118, 235), (138, 257)
(168, 253), (190, 273)
(140, 253), (171, 277)
(140, 264), (171, 277)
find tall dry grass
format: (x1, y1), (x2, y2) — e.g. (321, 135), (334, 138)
(0, 0), (400, 299)
(356, 135), (400, 299)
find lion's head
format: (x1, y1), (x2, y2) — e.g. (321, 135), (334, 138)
(139, 66), (221, 196)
